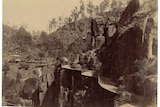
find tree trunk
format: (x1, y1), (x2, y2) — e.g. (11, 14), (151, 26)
(145, 17), (154, 59)
(142, 15), (149, 43)
(146, 34), (154, 59)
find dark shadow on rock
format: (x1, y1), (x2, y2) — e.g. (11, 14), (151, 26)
(40, 81), (60, 107)
(82, 78), (117, 107)
(32, 89), (40, 107)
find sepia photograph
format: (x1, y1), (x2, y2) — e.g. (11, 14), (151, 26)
(2, 0), (157, 107)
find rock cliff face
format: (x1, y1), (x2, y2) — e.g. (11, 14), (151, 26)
(97, 1), (157, 106)
(99, 26), (144, 80)
(98, 0), (157, 82)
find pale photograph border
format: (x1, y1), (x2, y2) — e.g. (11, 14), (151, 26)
(1, 0), (3, 106)
(158, 0), (160, 107)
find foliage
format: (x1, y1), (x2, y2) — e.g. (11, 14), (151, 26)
(16, 72), (22, 82)
(3, 75), (23, 105)
(58, 16), (63, 27)
(21, 78), (39, 100)
(49, 18), (57, 32)
(2, 76), (11, 91)
(99, 0), (109, 13)
(13, 27), (32, 45)
(79, 0), (86, 19)
(4, 90), (21, 104)
(10, 26), (34, 53)
(121, 57), (157, 103)
(3, 24), (17, 36)
(30, 30), (64, 58)
(87, 1), (95, 17)
(64, 17), (69, 25)
(2, 61), (10, 75)
(71, 6), (79, 21)
(19, 62), (29, 70)
(132, 57), (157, 77)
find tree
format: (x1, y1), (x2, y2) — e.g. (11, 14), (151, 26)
(79, 0), (86, 19)
(71, 6), (79, 21)
(16, 72), (22, 83)
(12, 26), (33, 52)
(87, 1), (95, 17)
(68, 17), (73, 24)
(64, 17), (72, 25)
(49, 23), (52, 33)
(39, 31), (49, 50)
(94, 6), (100, 15)
(145, 17), (154, 58)
(3, 24), (17, 36)
(99, 0), (109, 13)
(111, 0), (118, 10)
(49, 18), (57, 33)
(64, 17), (69, 25)
(111, 0), (130, 11)
(2, 61), (10, 75)
(58, 16), (62, 27)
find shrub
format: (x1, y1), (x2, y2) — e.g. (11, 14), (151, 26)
(2, 61), (10, 75)
(19, 62), (29, 70)
(123, 58), (157, 105)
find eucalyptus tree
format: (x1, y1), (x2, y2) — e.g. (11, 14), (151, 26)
(87, 1), (95, 18)
(79, 0), (86, 19)
(64, 17), (69, 25)
(58, 16), (63, 27)
(49, 18), (57, 33)
(68, 17), (73, 24)
(94, 6), (100, 15)
(71, 6), (79, 21)
(99, 0), (109, 13)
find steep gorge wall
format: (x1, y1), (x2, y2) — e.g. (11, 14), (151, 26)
(98, 0), (157, 82)
(99, 26), (144, 80)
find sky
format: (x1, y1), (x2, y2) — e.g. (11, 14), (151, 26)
(3, 0), (103, 32)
